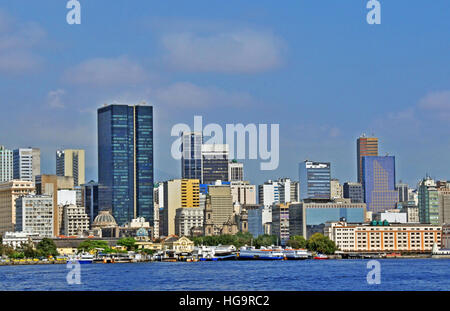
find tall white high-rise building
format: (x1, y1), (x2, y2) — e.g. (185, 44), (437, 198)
(228, 161), (244, 182)
(13, 148), (40, 183)
(0, 146), (13, 183)
(258, 180), (280, 207)
(277, 178), (300, 203)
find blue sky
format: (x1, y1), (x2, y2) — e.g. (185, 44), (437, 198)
(0, 1), (449, 187)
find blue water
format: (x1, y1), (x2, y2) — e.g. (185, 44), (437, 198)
(1, 259), (449, 291)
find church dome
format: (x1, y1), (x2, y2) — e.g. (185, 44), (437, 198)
(136, 227), (148, 237)
(93, 210), (117, 228)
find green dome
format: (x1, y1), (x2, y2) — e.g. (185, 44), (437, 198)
(136, 227), (148, 237)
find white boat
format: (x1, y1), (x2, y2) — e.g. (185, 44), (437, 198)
(283, 248), (310, 260)
(238, 246), (285, 260)
(68, 253), (94, 264)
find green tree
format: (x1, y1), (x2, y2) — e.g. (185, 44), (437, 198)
(78, 240), (109, 253)
(36, 238), (59, 257)
(254, 235), (278, 248)
(307, 233), (336, 255)
(117, 237), (136, 251)
(287, 236), (307, 249)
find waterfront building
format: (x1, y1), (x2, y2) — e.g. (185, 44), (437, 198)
(35, 174), (74, 236)
(98, 103), (154, 226)
(0, 180), (35, 235)
(357, 135), (378, 183)
(201, 144), (229, 184)
(362, 156), (398, 213)
(175, 207), (204, 237)
(343, 182), (364, 203)
(245, 204), (264, 238)
(162, 236), (195, 254)
(271, 203), (290, 246)
(289, 200), (367, 239)
(181, 132), (203, 182)
(330, 179), (343, 199)
(0, 146), (13, 183)
(13, 147), (40, 182)
(418, 177), (439, 225)
(56, 149), (85, 187)
(230, 181), (256, 205)
(1, 231), (39, 249)
(228, 160), (244, 182)
(299, 160), (331, 200)
(62, 204), (89, 236)
(81, 180), (99, 225)
(325, 220), (442, 253)
(162, 179), (200, 237)
(16, 194), (54, 238)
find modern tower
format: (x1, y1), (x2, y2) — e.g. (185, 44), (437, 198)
(362, 156), (398, 213)
(201, 144), (229, 184)
(13, 147), (40, 182)
(97, 103), (154, 226)
(357, 135), (378, 183)
(0, 146), (13, 183)
(181, 132), (203, 182)
(299, 160), (331, 200)
(56, 149), (86, 187)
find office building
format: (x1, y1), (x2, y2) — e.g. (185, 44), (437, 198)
(396, 183), (409, 203)
(35, 174), (74, 236)
(0, 180), (35, 235)
(206, 185), (234, 230)
(56, 149), (86, 187)
(162, 179), (200, 236)
(228, 160), (244, 182)
(230, 181), (257, 205)
(13, 148), (40, 182)
(437, 183), (450, 226)
(343, 182), (364, 203)
(299, 160), (331, 200)
(61, 204), (90, 236)
(98, 103), (154, 226)
(362, 156), (398, 213)
(271, 203), (290, 246)
(289, 200), (367, 239)
(181, 132), (203, 181)
(0, 146), (13, 183)
(82, 181), (99, 225)
(325, 221), (441, 253)
(201, 144), (229, 184)
(245, 204), (264, 238)
(373, 209), (408, 223)
(278, 178), (300, 203)
(175, 207), (204, 237)
(330, 179), (343, 199)
(258, 180), (280, 207)
(399, 202), (420, 223)
(16, 195), (54, 238)
(418, 177), (439, 225)
(357, 135), (378, 183)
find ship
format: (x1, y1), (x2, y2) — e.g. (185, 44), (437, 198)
(283, 248), (311, 260)
(67, 253), (94, 264)
(313, 253), (329, 260)
(238, 246), (285, 260)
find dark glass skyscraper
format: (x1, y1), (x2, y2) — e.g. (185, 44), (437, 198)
(362, 156), (398, 213)
(299, 160), (331, 200)
(181, 132), (203, 182)
(98, 104), (153, 226)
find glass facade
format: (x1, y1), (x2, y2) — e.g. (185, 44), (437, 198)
(299, 161), (331, 200)
(181, 132), (203, 181)
(202, 145), (229, 184)
(98, 104), (153, 226)
(343, 182), (364, 203)
(362, 156), (398, 213)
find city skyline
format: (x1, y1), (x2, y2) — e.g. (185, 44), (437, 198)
(0, 1), (449, 187)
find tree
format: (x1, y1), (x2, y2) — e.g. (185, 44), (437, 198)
(36, 238), (59, 257)
(287, 236), (307, 249)
(78, 240), (109, 253)
(254, 235), (278, 248)
(306, 233), (337, 255)
(117, 237), (136, 251)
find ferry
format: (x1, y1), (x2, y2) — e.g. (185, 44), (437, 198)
(283, 248), (311, 260)
(313, 253), (329, 260)
(238, 246), (285, 260)
(68, 253), (94, 264)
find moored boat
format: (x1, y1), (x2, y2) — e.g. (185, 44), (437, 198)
(314, 253), (329, 260)
(238, 246), (285, 260)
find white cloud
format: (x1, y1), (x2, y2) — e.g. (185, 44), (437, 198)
(152, 82), (255, 108)
(47, 89), (66, 109)
(63, 56), (148, 86)
(419, 90), (450, 113)
(161, 30), (284, 73)
(0, 10), (45, 74)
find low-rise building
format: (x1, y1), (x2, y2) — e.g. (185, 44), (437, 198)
(325, 221), (442, 253)
(162, 236), (195, 254)
(175, 207), (204, 237)
(1, 231), (39, 249)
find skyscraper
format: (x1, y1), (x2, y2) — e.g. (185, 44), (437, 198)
(13, 147), (40, 182)
(362, 156), (398, 213)
(56, 149), (86, 187)
(357, 135), (378, 183)
(418, 177), (439, 225)
(201, 144), (229, 184)
(181, 132), (203, 181)
(228, 160), (244, 182)
(98, 103), (154, 226)
(0, 146), (13, 183)
(299, 160), (331, 200)
(343, 182), (364, 203)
